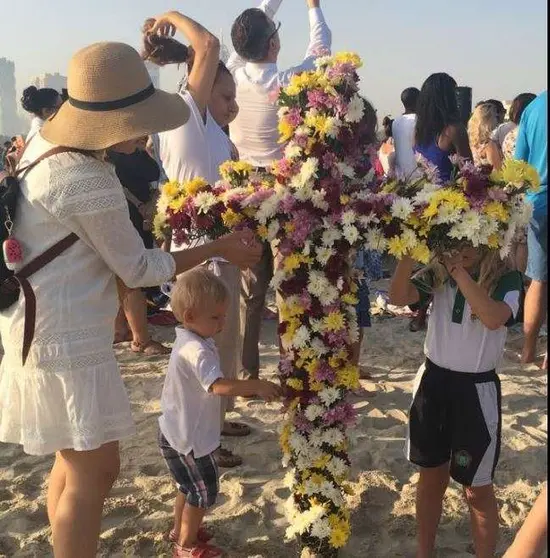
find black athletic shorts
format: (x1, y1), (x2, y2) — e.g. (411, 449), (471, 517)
(406, 358), (502, 487)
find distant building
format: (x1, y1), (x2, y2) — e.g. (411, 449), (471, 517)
(144, 61), (160, 88)
(31, 72), (67, 93)
(0, 58), (21, 137)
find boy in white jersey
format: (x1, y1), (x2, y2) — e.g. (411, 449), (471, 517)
(390, 246), (523, 558)
(158, 268), (281, 558)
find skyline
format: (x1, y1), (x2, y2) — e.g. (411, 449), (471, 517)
(2, 0), (547, 130)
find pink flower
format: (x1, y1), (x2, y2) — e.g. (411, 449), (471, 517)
(287, 108), (303, 127)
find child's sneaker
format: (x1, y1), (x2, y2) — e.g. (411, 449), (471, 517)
(173, 542), (224, 557)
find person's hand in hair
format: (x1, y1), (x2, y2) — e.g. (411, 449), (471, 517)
(147, 12), (178, 38)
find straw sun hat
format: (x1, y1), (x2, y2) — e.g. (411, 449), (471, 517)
(41, 42), (190, 151)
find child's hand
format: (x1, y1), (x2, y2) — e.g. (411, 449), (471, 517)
(254, 380), (283, 402)
(440, 253), (465, 276)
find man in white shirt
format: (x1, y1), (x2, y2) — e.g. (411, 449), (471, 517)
(392, 87), (420, 179)
(227, 0), (332, 379)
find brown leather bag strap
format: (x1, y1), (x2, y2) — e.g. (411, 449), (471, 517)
(15, 233), (79, 366)
(16, 146), (86, 181)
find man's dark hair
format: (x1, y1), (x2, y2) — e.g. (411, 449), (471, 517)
(231, 8), (275, 62)
(401, 87), (420, 113)
(509, 93), (536, 125)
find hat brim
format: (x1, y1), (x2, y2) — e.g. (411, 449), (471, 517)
(41, 89), (189, 151)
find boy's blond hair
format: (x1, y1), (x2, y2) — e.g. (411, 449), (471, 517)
(171, 267), (229, 321)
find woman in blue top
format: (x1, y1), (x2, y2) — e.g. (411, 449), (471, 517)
(414, 73), (472, 183)
(410, 73), (473, 332)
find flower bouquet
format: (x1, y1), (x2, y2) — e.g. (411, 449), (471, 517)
(372, 156), (539, 264)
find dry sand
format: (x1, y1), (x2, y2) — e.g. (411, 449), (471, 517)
(0, 280), (547, 557)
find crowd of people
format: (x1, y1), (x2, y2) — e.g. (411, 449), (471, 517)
(0, 0), (547, 557)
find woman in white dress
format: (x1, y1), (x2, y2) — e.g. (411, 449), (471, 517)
(21, 85), (63, 144)
(0, 42), (261, 558)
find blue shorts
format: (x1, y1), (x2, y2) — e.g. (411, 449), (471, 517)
(526, 208), (548, 282)
(355, 280), (372, 328)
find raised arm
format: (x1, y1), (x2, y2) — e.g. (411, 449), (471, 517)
(148, 11), (220, 116)
(279, 0), (332, 82)
(227, 0), (284, 73)
(389, 256), (421, 307)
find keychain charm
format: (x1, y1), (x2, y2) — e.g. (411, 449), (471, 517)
(3, 213), (23, 271)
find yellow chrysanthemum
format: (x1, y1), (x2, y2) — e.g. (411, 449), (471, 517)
(222, 208), (243, 227)
(323, 311), (346, 332)
(287, 378), (304, 392)
(284, 222), (296, 234)
(278, 118), (296, 143)
(423, 188), (469, 219)
(168, 196), (186, 212)
(283, 253), (306, 274)
(387, 235), (408, 259)
(309, 379), (324, 392)
(257, 224), (268, 240)
(328, 515), (351, 548)
(282, 317), (301, 346)
(313, 455), (331, 469)
(334, 52), (363, 68)
(487, 233), (500, 249)
(162, 180), (180, 199)
(337, 365), (360, 390)
(280, 423), (291, 455)
(340, 194), (351, 205)
(310, 473), (326, 486)
(484, 201), (509, 222)
(328, 355), (341, 369)
(184, 177), (208, 196)
(409, 242), (431, 264)
(341, 293), (359, 305)
(498, 159), (541, 190)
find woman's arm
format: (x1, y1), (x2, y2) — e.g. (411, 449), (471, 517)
(149, 11), (220, 116)
(449, 123), (473, 160)
(389, 256), (420, 307)
(487, 140), (504, 170)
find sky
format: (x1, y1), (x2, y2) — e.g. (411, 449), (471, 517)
(2, 0), (548, 126)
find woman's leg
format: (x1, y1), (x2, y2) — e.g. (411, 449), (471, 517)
(464, 484), (499, 558)
(172, 492), (186, 539)
(416, 464), (450, 558)
(52, 441), (120, 558)
(47, 454), (66, 525)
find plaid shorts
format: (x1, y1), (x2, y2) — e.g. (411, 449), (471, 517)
(158, 431), (219, 509)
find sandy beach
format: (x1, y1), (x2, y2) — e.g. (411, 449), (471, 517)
(0, 279), (547, 558)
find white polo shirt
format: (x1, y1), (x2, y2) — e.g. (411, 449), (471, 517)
(159, 327), (223, 458)
(227, 0), (332, 166)
(414, 271), (522, 373)
(392, 114), (417, 177)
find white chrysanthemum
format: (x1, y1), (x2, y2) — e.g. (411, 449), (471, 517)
(284, 142), (302, 160)
(318, 284), (339, 305)
(256, 193), (282, 224)
(323, 428), (345, 447)
(293, 183), (314, 202)
(337, 162), (356, 179)
(391, 197), (415, 220)
(327, 456), (349, 479)
(345, 94), (365, 123)
(309, 429), (324, 448)
(358, 213), (376, 227)
(314, 55), (332, 68)
(414, 183), (441, 204)
(401, 227), (418, 249)
(194, 192), (218, 213)
(348, 314), (359, 344)
(305, 404), (325, 421)
(277, 106), (290, 119)
(366, 228), (388, 251)
(283, 470), (296, 489)
(325, 117), (341, 139)
(316, 246), (335, 266)
(285, 505), (327, 540)
(289, 432), (310, 455)
(434, 204), (463, 225)
(321, 227), (342, 247)
(311, 189), (329, 211)
(310, 318), (324, 333)
(271, 269), (286, 290)
(267, 220), (280, 241)
(300, 157), (319, 184)
(311, 338), (329, 356)
(343, 224), (360, 244)
(310, 518), (332, 540)
(319, 387), (341, 407)
(308, 270), (330, 298)
(292, 326), (311, 348)
(341, 210), (357, 227)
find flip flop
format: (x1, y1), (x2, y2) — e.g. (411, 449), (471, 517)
(147, 310), (179, 326)
(166, 527), (213, 544)
(130, 340), (171, 356)
(221, 422), (251, 437)
(173, 542), (224, 558)
(215, 447), (243, 468)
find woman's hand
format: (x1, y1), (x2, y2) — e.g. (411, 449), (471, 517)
(440, 253), (465, 276)
(147, 12), (179, 37)
(217, 230), (262, 270)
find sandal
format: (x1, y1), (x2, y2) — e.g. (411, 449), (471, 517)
(130, 340), (171, 356)
(221, 422), (251, 437)
(359, 367), (373, 380)
(173, 542), (224, 558)
(147, 310), (179, 326)
(166, 527), (213, 544)
(215, 447), (243, 468)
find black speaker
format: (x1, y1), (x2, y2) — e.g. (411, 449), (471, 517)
(456, 86), (472, 125)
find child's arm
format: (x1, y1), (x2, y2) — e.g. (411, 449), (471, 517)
(389, 256), (421, 307)
(210, 379), (282, 402)
(445, 259), (513, 331)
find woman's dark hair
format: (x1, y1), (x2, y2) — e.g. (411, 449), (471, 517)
(415, 72), (459, 147)
(359, 97), (378, 145)
(382, 116), (394, 140)
(231, 8), (275, 62)
(509, 93), (536, 125)
(141, 18), (190, 65)
(21, 86), (60, 116)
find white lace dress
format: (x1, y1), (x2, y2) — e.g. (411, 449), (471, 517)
(0, 134), (176, 455)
